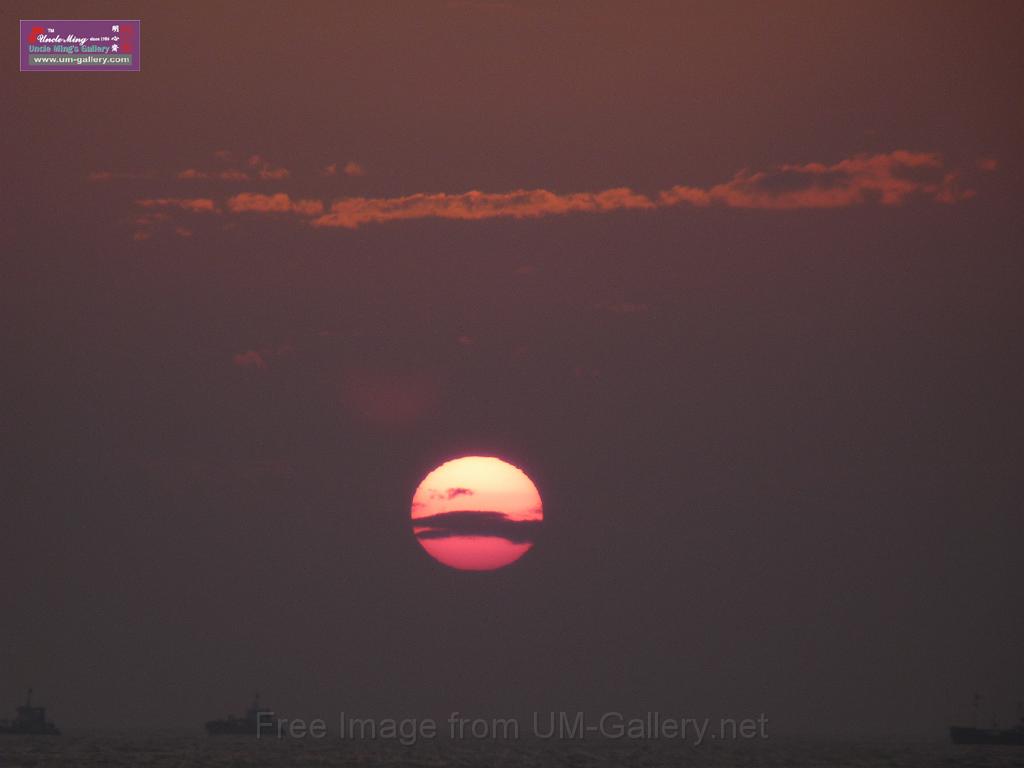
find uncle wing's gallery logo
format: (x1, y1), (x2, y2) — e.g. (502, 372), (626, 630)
(20, 20), (141, 71)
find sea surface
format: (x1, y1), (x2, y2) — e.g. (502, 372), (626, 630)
(2, 734), (1023, 768)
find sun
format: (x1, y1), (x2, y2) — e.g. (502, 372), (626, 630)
(411, 456), (543, 571)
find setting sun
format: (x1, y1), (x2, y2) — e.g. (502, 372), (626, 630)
(411, 456), (543, 571)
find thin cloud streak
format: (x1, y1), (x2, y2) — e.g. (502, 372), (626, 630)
(659, 151), (972, 209)
(127, 151), (981, 239)
(309, 151), (974, 228)
(226, 193), (324, 216)
(136, 198), (219, 213)
(132, 198), (218, 239)
(312, 187), (656, 229)
(246, 154), (290, 180)
(177, 168), (251, 181)
(413, 511), (542, 544)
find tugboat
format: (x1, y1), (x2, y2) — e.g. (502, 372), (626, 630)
(950, 696), (1024, 745)
(0, 689), (61, 735)
(205, 693), (273, 736)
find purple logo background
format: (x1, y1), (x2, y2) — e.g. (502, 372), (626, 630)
(20, 19), (141, 72)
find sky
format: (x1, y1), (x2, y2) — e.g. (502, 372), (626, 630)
(2, 1), (1023, 735)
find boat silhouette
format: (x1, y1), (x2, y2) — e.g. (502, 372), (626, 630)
(0, 689), (60, 735)
(205, 693), (273, 736)
(950, 696), (1024, 745)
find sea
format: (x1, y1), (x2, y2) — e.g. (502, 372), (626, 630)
(1, 735), (1022, 768)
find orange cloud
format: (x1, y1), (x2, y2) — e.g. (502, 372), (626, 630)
(136, 198), (219, 213)
(660, 151), (970, 209)
(311, 187), (655, 229)
(322, 160), (365, 177)
(177, 168), (250, 181)
(132, 198), (218, 240)
(226, 193), (323, 216)
(246, 155), (290, 180)
(127, 150), (979, 238)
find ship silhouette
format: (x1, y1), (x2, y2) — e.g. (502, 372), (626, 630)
(0, 689), (60, 735)
(205, 693), (273, 736)
(950, 696), (1024, 745)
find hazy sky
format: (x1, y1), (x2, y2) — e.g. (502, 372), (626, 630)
(3, 1), (1022, 734)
